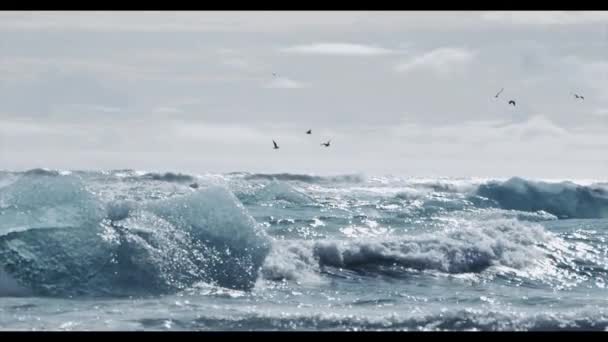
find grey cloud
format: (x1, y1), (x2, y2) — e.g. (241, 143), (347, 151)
(1, 11), (607, 178)
(281, 42), (396, 56)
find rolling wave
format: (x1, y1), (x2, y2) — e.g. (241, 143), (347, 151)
(476, 177), (608, 219)
(0, 174), (270, 297)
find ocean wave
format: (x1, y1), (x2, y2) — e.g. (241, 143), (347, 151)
(0, 267), (31, 297)
(0, 173), (105, 235)
(261, 218), (601, 287)
(236, 180), (315, 206)
(313, 219), (548, 274)
(130, 307), (608, 331)
(0, 176), (270, 297)
(22, 168), (62, 177)
(242, 173), (365, 184)
(476, 177), (608, 219)
(140, 172), (195, 183)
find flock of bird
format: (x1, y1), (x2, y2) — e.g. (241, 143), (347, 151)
(272, 131), (330, 150)
(494, 87), (585, 107)
(270, 73), (586, 150)
(271, 72), (331, 150)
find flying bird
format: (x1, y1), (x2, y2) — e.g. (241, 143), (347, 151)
(508, 100), (516, 107)
(272, 72), (277, 77)
(272, 140), (279, 149)
(306, 129), (312, 134)
(573, 93), (585, 100)
(495, 88), (504, 98)
(321, 140), (331, 147)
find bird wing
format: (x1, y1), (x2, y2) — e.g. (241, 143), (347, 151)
(495, 88), (503, 97)
(273, 140), (278, 147)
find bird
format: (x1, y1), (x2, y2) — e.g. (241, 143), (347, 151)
(272, 72), (277, 77)
(508, 100), (516, 107)
(321, 140), (331, 147)
(272, 140), (279, 149)
(306, 129), (312, 134)
(573, 93), (585, 100)
(495, 88), (504, 98)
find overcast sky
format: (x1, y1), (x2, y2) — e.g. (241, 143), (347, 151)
(1, 11), (608, 178)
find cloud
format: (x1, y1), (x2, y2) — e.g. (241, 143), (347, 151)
(501, 115), (568, 140)
(592, 108), (608, 117)
(264, 77), (306, 89)
(481, 11), (608, 26)
(219, 56), (266, 75)
(559, 56), (608, 102)
(170, 121), (267, 144)
(221, 58), (251, 70)
(281, 42), (395, 56)
(0, 12), (365, 33)
(153, 106), (182, 114)
(0, 67), (131, 117)
(0, 55), (255, 86)
(0, 12), (489, 33)
(386, 115), (569, 146)
(395, 47), (476, 75)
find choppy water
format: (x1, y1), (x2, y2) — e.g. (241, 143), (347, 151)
(1, 169), (607, 331)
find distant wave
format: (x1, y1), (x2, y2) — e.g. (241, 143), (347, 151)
(6, 170), (608, 219)
(22, 168), (61, 177)
(141, 172), (195, 183)
(242, 173), (365, 184)
(236, 180), (315, 206)
(475, 177), (608, 219)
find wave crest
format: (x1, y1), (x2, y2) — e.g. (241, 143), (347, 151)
(141, 172), (195, 183)
(476, 177), (608, 219)
(260, 217), (599, 289)
(0, 180), (270, 297)
(0, 173), (105, 235)
(237, 180), (315, 206)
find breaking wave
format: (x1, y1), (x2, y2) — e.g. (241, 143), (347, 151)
(261, 217), (602, 288)
(476, 177), (608, 219)
(0, 174), (270, 297)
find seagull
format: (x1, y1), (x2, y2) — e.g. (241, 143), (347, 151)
(495, 88), (504, 98)
(306, 129), (312, 134)
(272, 72), (277, 77)
(573, 93), (585, 100)
(321, 140), (331, 147)
(508, 100), (516, 107)
(272, 140), (279, 149)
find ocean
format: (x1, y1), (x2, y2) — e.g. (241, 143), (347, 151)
(0, 169), (607, 331)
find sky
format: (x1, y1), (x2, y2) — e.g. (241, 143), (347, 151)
(1, 11), (608, 178)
